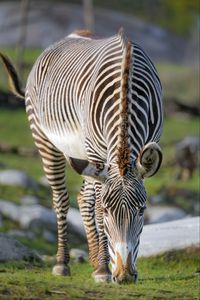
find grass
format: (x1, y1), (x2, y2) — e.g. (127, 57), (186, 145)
(157, 63), (199, 104)
(0, 247), (199, 300)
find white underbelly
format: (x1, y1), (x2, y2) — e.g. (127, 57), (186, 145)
(42, 127), (87, 160)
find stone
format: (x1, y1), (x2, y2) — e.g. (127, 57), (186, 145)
(68, 208), (86, 239)
(43, 230), (56, 243)
(0, 213), (3, 227)
(0, 199), (20, 222)
(20, 205), (57, 231)
(8, 229), (35, 240)
(0, 169), (38, 190)
(0, 200), (86, 240)
(0, 233), (42, 262)
(20, 195), (39, 206)
(139, 217), (200, 257)
(39, 176), (49, 187)
(145, 205), (187, 224)
(70, 248), (88, 263)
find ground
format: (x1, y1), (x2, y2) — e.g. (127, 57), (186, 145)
(0, 247), (199, 300)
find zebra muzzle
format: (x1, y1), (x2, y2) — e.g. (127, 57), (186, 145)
(112, 251), (137, 284)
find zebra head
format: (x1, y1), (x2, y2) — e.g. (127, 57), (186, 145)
(70, 142), (162, 283)
(101, 173), (146, 283)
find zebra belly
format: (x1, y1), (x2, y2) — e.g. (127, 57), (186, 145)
(42, 127), (87, 160)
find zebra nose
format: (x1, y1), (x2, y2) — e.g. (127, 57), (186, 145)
(112, 273), (136, 284)
(112, 251), (138, 284)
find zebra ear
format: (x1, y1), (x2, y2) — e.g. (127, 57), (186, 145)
(136, 142), (162, 178)
(69, 157), (108, 182)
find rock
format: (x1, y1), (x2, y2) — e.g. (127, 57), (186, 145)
(145, 206), (187, 224)
(70, 248), (88, 263)
(150, 194), (165, 204)
(0, 213), (3, 227)
(0, 169), (38, 190)
(0, 199), (86, 240)
(20, 195), (39, 206)
(0, 233), (42, 262)
(0, 199), (20, 222)
(8, 229), (35, 240)
(139, 217), (200, 257)
(43, 230), (56, 243)
(39, 176), (49, 187)
(0, 199), (56, 230)
(68, 208), (86, 239)
(20, 205), (57, 231)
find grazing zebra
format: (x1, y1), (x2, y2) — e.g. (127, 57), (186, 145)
(0, 29), (163, 284)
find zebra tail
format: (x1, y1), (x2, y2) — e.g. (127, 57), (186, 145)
(0, 53), (25, 100)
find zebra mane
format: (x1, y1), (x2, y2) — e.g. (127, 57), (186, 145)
(117, 30), (132, 176)
(69, 30), (93, 39)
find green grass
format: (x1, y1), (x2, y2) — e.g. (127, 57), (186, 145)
(0, 247), (199, 300)
(157, 63), (199, 103)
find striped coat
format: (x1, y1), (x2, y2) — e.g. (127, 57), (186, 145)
(0, 29), (163, 283)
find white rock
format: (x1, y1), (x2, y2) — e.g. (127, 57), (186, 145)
(39, 176), (49, 187)
(0, 199), (86, 239)
(139, 217), (200, 257)
(0, 169), (38, 190)
(70, 248), (88, 262)
(68, 208), (86, 238)
(0, 199), (20, 222)
(20, 205), (57, 230)
(20, 195), (39, 206)
(145, 206), (187, 224)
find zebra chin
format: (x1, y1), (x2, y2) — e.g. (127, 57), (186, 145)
(111, 244), (138, 284)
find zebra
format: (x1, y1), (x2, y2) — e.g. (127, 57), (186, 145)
(0, 28), (163, 284)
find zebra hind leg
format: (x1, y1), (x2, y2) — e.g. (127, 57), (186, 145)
(92, 182), (111, 283)
(77, 181), (99, 268)
(77, 180), (111, 282)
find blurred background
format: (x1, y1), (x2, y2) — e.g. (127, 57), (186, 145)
(0, 0), (199, 255)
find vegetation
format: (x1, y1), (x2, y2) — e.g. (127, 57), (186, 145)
(0, 247), (199, 300)
(94, 0), (199, 35)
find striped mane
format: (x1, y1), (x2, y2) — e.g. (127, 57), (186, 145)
(117, 30), (132, 176)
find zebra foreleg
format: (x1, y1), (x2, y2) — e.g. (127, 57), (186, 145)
(92, 182), (111, 283)
(30, 126), (70, 275)
(77, 181), (99, 269)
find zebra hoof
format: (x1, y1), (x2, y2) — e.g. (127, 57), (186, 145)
(93, 273), (112, 283)
(92, 265), (112, 283)
(52, 264), (70, 276)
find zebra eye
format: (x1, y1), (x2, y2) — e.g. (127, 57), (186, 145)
(138, 207), (146, 216)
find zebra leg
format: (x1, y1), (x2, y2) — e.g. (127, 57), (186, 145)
(92, 182), (111, 283)
(40, 144), (70, 276)
(77, 180), (99, 269)
(27, 110), (70, 275)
